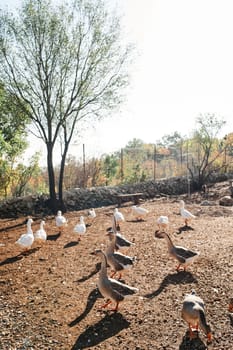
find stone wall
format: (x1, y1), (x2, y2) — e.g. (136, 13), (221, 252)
(63, 175), (187, 211)
(0, 173), (232, 218)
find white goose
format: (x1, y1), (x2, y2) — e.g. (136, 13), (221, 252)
(34, 220), (47, 242)
(180, 200), (196, 226)
(113, 208), (125, 226)
(55, 210), (68, 233)
(16, 218), (34, 251)
(86, 208), (96, 226)
(182, 290), (212, 342)
(87, 208), (96, 219)
(157, 215), (169, 231)
(73, 216), (86, 241)
(132, 205), (149, 221)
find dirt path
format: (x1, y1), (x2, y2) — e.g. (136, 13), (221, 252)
(0, 190), (233, 349)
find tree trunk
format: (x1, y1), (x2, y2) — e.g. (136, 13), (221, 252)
(58, 144), (69, 213)
(47, 143), (60, 214)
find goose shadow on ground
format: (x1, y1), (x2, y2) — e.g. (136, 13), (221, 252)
(0, 247), (40, 266)
(46, 233), (61, 241)
(176, 225), (195, 234)
(229, 313), (233, 327)
(64, 241), (79, 248)
(75, 262), (101, 283)
(68, 287), (103, 327)
(179, 330), (208, 350)
(0, 219), (28, 233)
(71, 311), (130, 349)
(127, 219), (146, 223)
(0, 217), (44, 234)
(143, 271), (198, 299)
(0, 254), (24, 266)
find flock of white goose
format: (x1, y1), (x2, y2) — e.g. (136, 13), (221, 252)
(14, 200), (232, 344)
(15, 208), (96, 249)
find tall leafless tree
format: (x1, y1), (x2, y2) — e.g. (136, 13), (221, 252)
(0, 0), (133, 212)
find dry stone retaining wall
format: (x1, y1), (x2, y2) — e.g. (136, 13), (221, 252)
(0, 173), (231, 218)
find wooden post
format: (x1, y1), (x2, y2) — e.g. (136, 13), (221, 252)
(120, 148), (124, 182)
(154, 144), (157, 181)
(83, 143), (86, 188)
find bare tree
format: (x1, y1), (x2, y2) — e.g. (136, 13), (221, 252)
(0, 0), (133, 212)
(188, 113), (232, 188)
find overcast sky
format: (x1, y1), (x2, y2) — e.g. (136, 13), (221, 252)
(2, 0), (233, 163)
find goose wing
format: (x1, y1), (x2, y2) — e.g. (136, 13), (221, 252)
(35, 230), (47, 240)
(113, 252), (135, 267)
(181, 208), (196, 219)
(56, 217), (66, 226)
(174, 246), (198, 262)
(116, 233), (134, 249)
(133, 206), (148, 214)
(74, 224), (86, 234)
(17, 233), (34, 247)
(109, 277), (139, 295)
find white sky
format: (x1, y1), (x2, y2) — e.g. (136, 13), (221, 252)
(2, 0), (233, 163)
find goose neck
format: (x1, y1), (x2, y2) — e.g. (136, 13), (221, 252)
(163, 232), (174, 250)
(99, 251), (108, 278)
(106, 233), (116, 252)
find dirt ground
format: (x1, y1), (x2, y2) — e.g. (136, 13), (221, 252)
(0, 181), (233, 350)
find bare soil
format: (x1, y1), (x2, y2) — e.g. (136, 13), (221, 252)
(0, 182), (233, 350)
